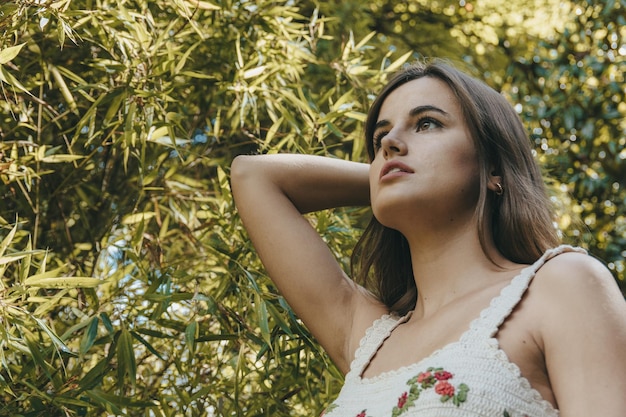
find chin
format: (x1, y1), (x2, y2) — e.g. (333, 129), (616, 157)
(371, 205), (411, 231)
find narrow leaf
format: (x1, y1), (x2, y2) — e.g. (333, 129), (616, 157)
(40, 154), (84, 163)
(385, 50), (413, 73)
(117, 328), (137, 388)
(24, 276), (102, 288)
(80, 316), (99, 355)
(185, 321), (197, 355)
(130, 331), (166, 360)
(256, 294), (271, 346)
(50, 65), (78, 113)
(122, 212), (156, 225)
(186, 0), (221, 10)
(0, 221), (18, 258)
(0, 43), (26, 64)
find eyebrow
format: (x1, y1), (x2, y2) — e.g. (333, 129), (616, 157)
(374, 105), (450, 131)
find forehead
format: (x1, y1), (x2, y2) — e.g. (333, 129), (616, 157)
(378, 77), (461, 120)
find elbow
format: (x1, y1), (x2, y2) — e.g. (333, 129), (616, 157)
(230, 154), (257, 190)
(230, 154), (269, 206)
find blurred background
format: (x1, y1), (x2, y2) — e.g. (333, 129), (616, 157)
(0, 0), (624, 415)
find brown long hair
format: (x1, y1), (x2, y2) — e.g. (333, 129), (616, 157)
(351, 60), (560, 315)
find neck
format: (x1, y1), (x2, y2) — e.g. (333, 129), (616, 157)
(400, 216), (517, 319)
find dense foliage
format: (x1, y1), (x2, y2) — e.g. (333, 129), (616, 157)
(0, 0), (623, 415)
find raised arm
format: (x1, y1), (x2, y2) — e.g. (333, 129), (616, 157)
(230, 154), (384, 371)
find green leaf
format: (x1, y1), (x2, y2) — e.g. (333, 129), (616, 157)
(187, 0), (221, 10)
(24, 276), (102, 288)
(185, 321), (197, 355)
(78, 358), (110, 391)
(86, 388), (157, 408)
(0, 62), (30, 92)
(122, 212), (156, 225)
(40, 154), (84, 163)
(24, 335), (54, 380)
(130, 331), (166, 360)
(33, 317), (75, 356)
(85, 389), (124, 415)
(0, 220), (18, 259)
(256, 294), (271, 346)
(0, 43), (26, 64)
(99, 312), (115, 335)
(80, 316), (99, 355)
(0, 253), (29, 266)
(385, 50), (413, 73)
(52, 395), (92, 408)
(50, 65), (78, 114)
(117, 328), (137, 389)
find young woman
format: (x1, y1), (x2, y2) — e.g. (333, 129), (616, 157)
(230, 61), (626, 416)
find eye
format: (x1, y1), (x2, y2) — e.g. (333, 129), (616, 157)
(415, 117), (442, 132)
(372, 130), (388, 151)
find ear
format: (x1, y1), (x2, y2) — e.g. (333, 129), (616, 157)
(487, 170), (502, 193)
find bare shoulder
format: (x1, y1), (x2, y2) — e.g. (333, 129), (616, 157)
(530, 250), (626, 327)
(532, 250), (624, 305)
(530, 249), (626, 415)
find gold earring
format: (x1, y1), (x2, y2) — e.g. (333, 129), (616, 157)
(495, 183), (503, 196)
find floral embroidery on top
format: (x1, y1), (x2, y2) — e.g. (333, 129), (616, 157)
(391, 367), (469, 416)
(323, 367), (468, 416)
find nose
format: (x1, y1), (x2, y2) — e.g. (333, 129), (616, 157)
(381, 132), (407, 159)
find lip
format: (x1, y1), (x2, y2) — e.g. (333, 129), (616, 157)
(380, 160), (414, 180)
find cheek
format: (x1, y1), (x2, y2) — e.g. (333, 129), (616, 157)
(368, 162), (385, 217)
(446, 144), (479, 175)
(455, 156), (481, 197)
(368, 160), (381, 189)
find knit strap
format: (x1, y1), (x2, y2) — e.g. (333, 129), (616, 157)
(345, 313), (411, 380)
(463, 245), (586, 341)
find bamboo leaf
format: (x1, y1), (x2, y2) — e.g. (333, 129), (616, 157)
(130, 331), (166, 360)
(255, 294), (271, 346)
(355, 31), (377, 50)
(87, 388), (157, 408)
(117, 328), (137, 388)
(99, 312), (115, 335)
(25, 335), (53, 380)
(24, 276), (102, 288)
(122, 212), (156, 225)
(85, 389), (125, 415)
(144, 292), (193, 302)
(0, 66), (30, 93)
(49, 65), (78, 114)
(40, 154), (84, 163)
(0, 43), (26, 64)
(59, 315), (94, 340)
(51, 395), (92, 408)
(103, 88), (127, 126)
(33, 317), (75, 356)
(179, 70), (218, 79)
(264, 116), (284, 145)
(185, 321), (197, 355)
(384, 50), (413, 73)
(79, 316), (99, 355)
(196, 334), (238, 342)
(186, 0), (221, 10)
(0, 220), (18, 259)
(78, 358), (109, 391)
(0, 253), (29, 265)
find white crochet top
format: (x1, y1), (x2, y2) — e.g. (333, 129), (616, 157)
(323, 245), (585, 417)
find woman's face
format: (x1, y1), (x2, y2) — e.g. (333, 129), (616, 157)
(369, 76), (481, 232)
